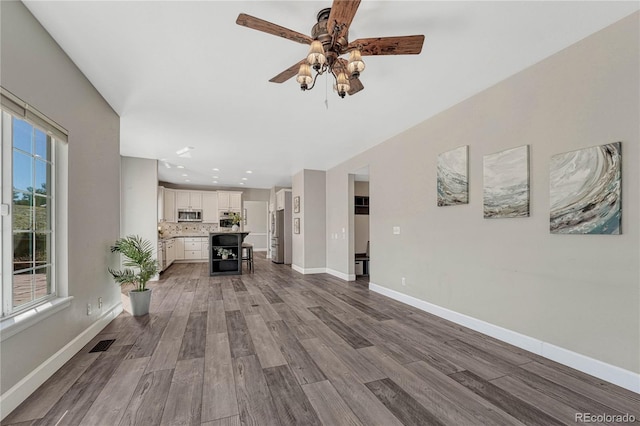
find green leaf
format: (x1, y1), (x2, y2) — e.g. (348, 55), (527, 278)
(109, 235), (159, 291)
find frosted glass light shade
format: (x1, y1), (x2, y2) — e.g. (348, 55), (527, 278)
(335, 72), (350, 97)
(296, 63), (313, 86)
(347, 49), (365, 76)
(307, 40), (326, 68)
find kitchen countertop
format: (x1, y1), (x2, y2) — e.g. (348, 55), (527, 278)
(160, 230), (246, 239)
(159, 234), (210, 240)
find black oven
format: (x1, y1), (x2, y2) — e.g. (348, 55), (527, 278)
(219, 211), (235, 228)
(219, 218), (233, 228)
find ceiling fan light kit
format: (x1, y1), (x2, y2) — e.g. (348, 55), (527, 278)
(236, 0), (424, 99)
(347, 49), (365, 78)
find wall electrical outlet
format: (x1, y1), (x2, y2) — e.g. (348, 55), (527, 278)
(393, 226), (401, 235)
(87, 303), (92, 316)
(402, 277), (406, 286)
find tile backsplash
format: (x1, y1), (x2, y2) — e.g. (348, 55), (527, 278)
(158, 222), (218, 237)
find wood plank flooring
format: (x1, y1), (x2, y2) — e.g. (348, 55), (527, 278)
(4, 253), (639, 426)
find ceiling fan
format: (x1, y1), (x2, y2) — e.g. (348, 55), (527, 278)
(236, 0), (425, 98)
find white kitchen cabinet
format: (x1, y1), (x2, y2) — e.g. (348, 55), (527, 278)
(184, 237), (208, 260)
(190, 192), (202, 208)
(184, 240), (202, 251)
(202, 192), (218, 223)
(169, 237), (209, 262)
(218, 191), (242, 211)
(166, 239), (176, 266)
(230, 192), (242, 210)
(176, 191), (202, 209)
(164, 189), (176, 222)
(218, 191), (230, 210)
(176, 191), (189, 209)
(174, 237), (185, 260)
(184, 250), (202, 260)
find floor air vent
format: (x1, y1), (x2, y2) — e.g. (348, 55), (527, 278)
(89, 339), (116, 353)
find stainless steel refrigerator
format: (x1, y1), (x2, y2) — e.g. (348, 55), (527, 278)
(271, 210), (284, 263)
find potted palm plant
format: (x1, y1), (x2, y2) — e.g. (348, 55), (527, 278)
(109, 235), (159, 316)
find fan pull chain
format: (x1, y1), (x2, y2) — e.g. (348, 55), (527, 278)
(325, 72), (329, 110)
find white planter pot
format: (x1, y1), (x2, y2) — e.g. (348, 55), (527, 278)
(129, 288), (152, 316)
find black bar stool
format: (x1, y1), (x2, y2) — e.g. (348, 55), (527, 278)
(242, 243), (254, 273)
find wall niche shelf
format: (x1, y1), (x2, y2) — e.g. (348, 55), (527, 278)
(355, 196), (369, 215)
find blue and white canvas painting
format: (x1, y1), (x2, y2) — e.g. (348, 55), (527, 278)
(483, 145), (529, 218)
(550, 142), (621, 234)
(437, 145), (468, 206)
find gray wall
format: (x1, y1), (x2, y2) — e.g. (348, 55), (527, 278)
(303, 171), (326, 269)
(1, 0), (121, 394)
(326, 13), (639, 373)
(292, 171), (304, 267)
(121, 157), (158, 263)
(292, 170), (326, 271)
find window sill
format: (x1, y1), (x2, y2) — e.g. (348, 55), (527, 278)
(0, 296), (73, 342)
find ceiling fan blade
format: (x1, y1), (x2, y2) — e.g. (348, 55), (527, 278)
(327, 0), (361, 37)
(348, 77), (364, 96)
(236, 13), (313, 45)
(348, 35), (425, 55)
(269, 59), (307, 83)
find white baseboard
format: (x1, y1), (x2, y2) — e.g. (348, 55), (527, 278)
(0, 303), (124, 420)
(369, 282), (640, 394)
(292, 264), (326, 275)
(326, 268), (356, 281)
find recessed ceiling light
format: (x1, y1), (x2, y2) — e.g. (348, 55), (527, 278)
(181, 174), (188, 177)
(176, 146), (194, 156)
(185, 179), (191, 182)
(177, 165), (184, 169)
(241, 177), (248, 181)
(212, 176), (219, 179)
(163, 162), (171, 169)
(239, 182), (245, 185)
(246, 170), (253, 174)
(212, 168), (219, 171)
(159, 158), (167, 162)
(213, 180), (218, 184)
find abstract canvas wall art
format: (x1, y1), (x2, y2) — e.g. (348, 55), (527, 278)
(550, 142), (621, 234)
(437, 145), (469, 206)
(483, 145), (529, 218)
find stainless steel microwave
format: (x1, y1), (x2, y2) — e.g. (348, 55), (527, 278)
(177, 209), (202, 222)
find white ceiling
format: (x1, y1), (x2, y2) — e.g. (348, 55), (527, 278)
(24, 1), (638, 189)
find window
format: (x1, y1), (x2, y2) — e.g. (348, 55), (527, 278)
(1, 88), (67, 318)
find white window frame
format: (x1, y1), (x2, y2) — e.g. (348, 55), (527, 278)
(1, 88), (69, 324)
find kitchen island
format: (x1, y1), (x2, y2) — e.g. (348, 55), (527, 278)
(209, 232), (249, 276)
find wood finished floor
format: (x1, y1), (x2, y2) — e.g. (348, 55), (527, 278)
(5, 253), (639, 426)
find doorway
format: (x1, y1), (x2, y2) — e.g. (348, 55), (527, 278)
(351, 166), (370, 284)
